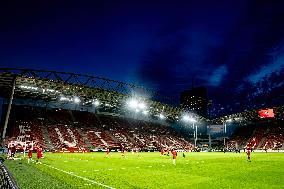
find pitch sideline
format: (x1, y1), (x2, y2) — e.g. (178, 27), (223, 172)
(44, 164), (116, 189)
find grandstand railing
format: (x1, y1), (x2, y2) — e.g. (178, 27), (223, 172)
(0, 158), (20, 189)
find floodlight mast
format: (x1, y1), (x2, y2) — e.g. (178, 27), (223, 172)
(189, 118), (197, 147)
(182, 115), (197, 148)
(2, 76), (16, 143)
(223, 119), (232, 150)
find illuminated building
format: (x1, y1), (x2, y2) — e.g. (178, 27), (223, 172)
(180, 87), (208, 118)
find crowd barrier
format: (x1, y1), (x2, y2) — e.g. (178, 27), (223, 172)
(0, 158), (20, 189)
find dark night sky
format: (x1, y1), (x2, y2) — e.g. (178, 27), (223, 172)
(0, 0), (283, 116)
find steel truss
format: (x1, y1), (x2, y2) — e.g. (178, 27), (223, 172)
(0, 68), (204, 122)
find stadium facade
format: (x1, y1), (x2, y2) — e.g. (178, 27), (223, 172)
(0, 68), (283, 152)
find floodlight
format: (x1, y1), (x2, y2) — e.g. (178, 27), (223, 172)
(138, 102), (146, 109)
(93, 100), (100, 106)
(159, 114), (165, 119)
(128, 99), (138, 109)
(235, 117), (242, 121)
(189, 117), (197, 123)
(182, 115), (190, 122)
(73, 96), (81, 104)
(60, 96), (68, 101)
(142, 110), (148, 115)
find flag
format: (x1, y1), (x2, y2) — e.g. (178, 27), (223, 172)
(259, 109), (274, 118)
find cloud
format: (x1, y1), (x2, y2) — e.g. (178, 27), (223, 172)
(208, 65), (228, 86)
(247, 55), (284, 83)
(136, 1), (284, 113)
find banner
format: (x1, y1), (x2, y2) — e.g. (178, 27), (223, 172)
(207, 125), (224, 135)
(258, 109), (274, 118)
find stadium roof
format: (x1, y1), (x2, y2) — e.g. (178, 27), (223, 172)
(0, 68), (207, 122)
(1, 68), (283, 124)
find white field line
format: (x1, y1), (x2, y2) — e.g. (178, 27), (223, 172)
(44, 164), (116, 189)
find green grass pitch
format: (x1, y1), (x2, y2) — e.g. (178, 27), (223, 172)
(3, 152), (284, 189)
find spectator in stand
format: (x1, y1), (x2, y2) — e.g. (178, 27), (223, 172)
(171, 149), (177, 165)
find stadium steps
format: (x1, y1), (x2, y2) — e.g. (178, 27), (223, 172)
(127, 134), (138, 145)
(76, 128), (93, 149)
(41, 125), (54, 149)
(281, 141), (284, 150)
(257, 127), (270, 149)
(126, 135), (138, 148)
(245, 128), (259, 147)
(104, 131), (120, 143)
(257, 137), (267, 149)
(240, 137), (250, 148)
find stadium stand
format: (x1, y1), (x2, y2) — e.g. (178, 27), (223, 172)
(227, 121), (284, 150)
(259, 124), (284, 150)
(4, 105), (194, 152)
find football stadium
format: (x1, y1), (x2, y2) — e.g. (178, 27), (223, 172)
(0, 68), (283, 189)
(1, 1), (284, 189)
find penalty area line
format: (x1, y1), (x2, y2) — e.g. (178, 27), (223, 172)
(44, 164), (116, 189)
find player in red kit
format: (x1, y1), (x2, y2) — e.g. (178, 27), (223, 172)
(105, 148), (110, 158)
(171, 149), (177, 165)
(160, 149), (164, 157)
(121, 147), (126, 158)
(36, 146), (43, 164)
(28, 146), (33, 163)
(11, 144), (16, 158)
(246, 145), (251, 162)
